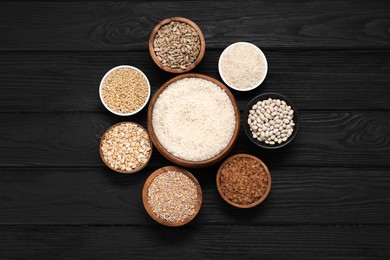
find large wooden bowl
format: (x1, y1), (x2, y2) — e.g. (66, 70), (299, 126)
(147, 73), (241, 168)
(149, 17), (206, 73)
(216, 154), (272, 208)
(142, 166), (202, 227)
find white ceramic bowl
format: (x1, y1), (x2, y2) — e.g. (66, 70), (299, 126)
(218, 42), (268, 91)
(99, 65), (151, 116)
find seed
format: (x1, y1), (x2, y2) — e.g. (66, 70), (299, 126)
(153, 21), (201, 70)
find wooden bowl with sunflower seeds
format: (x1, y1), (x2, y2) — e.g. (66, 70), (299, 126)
(149, 17), (206, 73)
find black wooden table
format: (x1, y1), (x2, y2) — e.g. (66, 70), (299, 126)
(1, 1), (390, 259)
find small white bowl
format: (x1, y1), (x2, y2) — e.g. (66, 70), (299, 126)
(99, 65), (151, 116)
(218, 42), (268, 91)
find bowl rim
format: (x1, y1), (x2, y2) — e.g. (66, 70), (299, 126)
(99, 121), (153, 174)
(147, 73), (241, 168)
(142, 166), (203, 227)
(148, 17), (206, 74)
(99, 65), (151, 116)
(216, 153), (272, 208)
(243, 92), (300, 149)
(218, 41), (268, 91)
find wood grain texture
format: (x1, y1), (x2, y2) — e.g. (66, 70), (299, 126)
(0, 167), (389, 225)
(0, 1), (390, 50)
(0, 225), (389, 259)
(0, 50), (389, 112)
(1, 0), (389, 258)
(0, 112), (388, 167)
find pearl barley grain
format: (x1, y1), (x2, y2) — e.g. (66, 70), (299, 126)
(101, 67), (149, 115)
(248, 98), (295, 145)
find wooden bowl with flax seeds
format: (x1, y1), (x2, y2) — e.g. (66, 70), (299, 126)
(142, 166), (202, 227)
(149, 17), (206, 73)
(99, 65), (151, 116)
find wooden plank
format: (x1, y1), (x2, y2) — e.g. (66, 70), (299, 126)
(0, 1), (390, 50)
(0, 167), (389, 225)
(0, 111), (388, 167)
(0, 225), (388, 259)
(0, 50), (389, 112)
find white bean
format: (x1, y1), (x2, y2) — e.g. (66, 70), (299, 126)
(247, 98), (295, 146)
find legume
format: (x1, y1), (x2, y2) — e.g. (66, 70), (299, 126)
(248, 98), (295, 145)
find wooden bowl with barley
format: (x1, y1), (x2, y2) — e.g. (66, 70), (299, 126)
(149, 17), (206, 73)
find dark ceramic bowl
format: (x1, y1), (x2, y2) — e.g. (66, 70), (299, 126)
(243, 93), (299, 149)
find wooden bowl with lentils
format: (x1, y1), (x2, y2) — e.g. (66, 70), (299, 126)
(149, 17), (206, 73)
(216, 154), (271, 208)
(142, 166), (202, 227)
(99, 122), (152, 174)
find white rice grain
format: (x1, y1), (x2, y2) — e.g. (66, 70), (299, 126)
(152, 77), (236, 161)
(219, 43), (266, 90)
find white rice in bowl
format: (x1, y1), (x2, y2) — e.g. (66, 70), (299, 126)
(152, 77), (236, 161)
